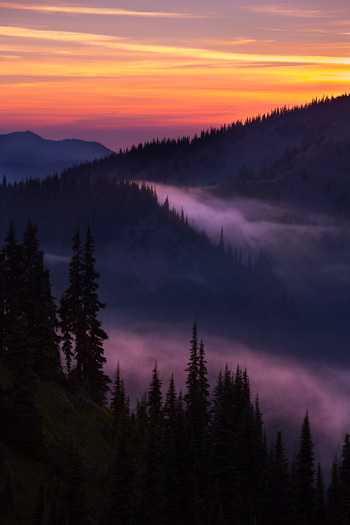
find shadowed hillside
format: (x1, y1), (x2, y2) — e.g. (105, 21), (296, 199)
(0, 177), (294, 339)
(59, 94), (350, 211)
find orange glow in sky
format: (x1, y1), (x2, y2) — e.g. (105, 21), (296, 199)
(0, 1), (349, 149)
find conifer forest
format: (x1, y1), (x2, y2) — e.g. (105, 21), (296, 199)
(0, 219), (349, 525)
(1, 96), (350, 524)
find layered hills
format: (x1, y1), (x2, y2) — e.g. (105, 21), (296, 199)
(1, 95), (350, 356)
(2, 97), (350, 525)
(0, 131), (113, 183)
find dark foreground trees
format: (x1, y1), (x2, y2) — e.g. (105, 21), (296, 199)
(58, 227), (110, 404)
(1, 221), (60, 455)
(2, 223), (350, 524)
(1, 223), (110, 458)
(104, 324), (349, 525)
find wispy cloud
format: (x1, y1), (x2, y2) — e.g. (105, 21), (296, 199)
(0, 26), (123, 44)
(1, 26), (349, 66)
(203, 37), (275, 46)
(246, 5), (333, 19)
(257, 27), (329, 34)
(0, 2), (205, 19)
(0, 54), (20, 59)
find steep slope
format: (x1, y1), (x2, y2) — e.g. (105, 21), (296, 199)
(61, 94), (350, 198)
(0, 177), (294, 340)
(2, 377), (113, 525)
(208, 134), (350, 214)
(0, 131), (113, 183)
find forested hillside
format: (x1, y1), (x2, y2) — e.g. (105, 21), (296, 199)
(58, 94), (350, 210)
(1, 95), (350, 524)
(1, 228), (349, 524)
(0, 177), (295, 337)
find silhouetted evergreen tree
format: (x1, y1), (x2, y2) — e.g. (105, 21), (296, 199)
(296, 411), (315, 524)
(198, 339), (210, 421)
(58, 229), (83, 379)
(185, 323), (210, 442)
(1, 222), (45, 456)
(175, 391), (200, 525)
(80, 226), (110, 402)
(340, 433), (350, 525)
(253, 395), (269, 522)
(110, 362), (126, 432)
(21, 221), (61, 380)
(59, 227), (110, 403)
(327, 455), (340, 525)
(163, 374), (181, 524)
(184, 322), (211, 521)
(230, 366), (257, 523)
(314, 463), (326, 525)
(138, 362), (166, 524)
(218, 227), (225, 251)
(267, 430), (292, 525)
(103, 404), (136, 525)
(147, 360), (163, 425)
(208, 366), (242, 524)
(185, 320), (199, 414)
(1, 221), (25, 372)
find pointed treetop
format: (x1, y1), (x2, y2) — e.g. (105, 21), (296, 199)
(218, 226), (225, 251)
(148, 359), (163, 423)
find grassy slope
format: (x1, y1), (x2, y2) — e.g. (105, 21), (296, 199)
(2, 379), (113, 525)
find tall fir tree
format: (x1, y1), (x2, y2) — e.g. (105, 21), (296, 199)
(314, 463), (326, 525)
(59, 227), (110, 404)
(340, 433), (350, 525)
(208, 366), (242, 524)
(327, 455), (340, 525)
(175, 391), (200, 525)
(147, 360), (163, 425)
(1, 221), (25, 372)
(103, 402), (136, 525)
(185, 320), (199, 414)
(110, 362), (127, 432)
(185, 322), (210, 441)
(138, 362), (166, 524)
(267, 430), (292, 525)
(1, 222), (45, 456)
(198, 339), (210, 422)
(163, 374), (181, 525)
(81, 226), (110, 402)
(58, 228), (83, 378)
(296, 411), (315, 524)
(184, 322), (211, 522)
(21, 221), (61, 380)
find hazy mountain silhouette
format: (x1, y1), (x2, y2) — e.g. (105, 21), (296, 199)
(61, 94), (350, 215)
(0, 131), (113, 182)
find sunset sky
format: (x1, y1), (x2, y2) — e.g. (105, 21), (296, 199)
(1, 0), (349, 150)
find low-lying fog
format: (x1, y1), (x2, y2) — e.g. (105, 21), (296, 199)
(102, 317), (350, 472)
(47, 181), (350, 470)
(93, 181), (349, 467)
(147, 181), (350, 294)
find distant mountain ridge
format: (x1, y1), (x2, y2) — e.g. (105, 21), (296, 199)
(61, 93), (350, 214)
(0, 131), (113, 182)
(3, 94), (350, 214)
